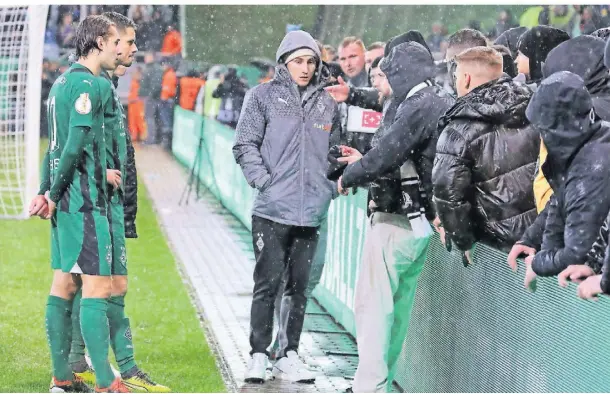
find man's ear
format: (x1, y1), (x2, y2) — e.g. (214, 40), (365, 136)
(96, 35), (105, 51)
(465, 74), (471, 90)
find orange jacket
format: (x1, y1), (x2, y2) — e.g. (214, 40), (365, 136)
(128, 78), (140, 103)
(161, 30), (182, 55)
(160, 68), (177, 101)
(179, 77), (205, 111)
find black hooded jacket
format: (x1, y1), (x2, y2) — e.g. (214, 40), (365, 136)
(341, 42), (453, 219)
(433, 75), (539, 251)
(517, 25), (570, 83)
(494, 26), (529, 58)
(519, 36), (610, 250)
(526, 71), (610, 277)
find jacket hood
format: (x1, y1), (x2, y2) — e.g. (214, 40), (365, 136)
(494, 26), (528, 57)
(384, 30), (431, 57)
(517, 26), (570, 82)
(543, 36), (610, 97)
(380, 41), (434, 100)
(275, 30), (321, 63)
(591, 27), (610, 40)
(526, 71), (599, 171)
(444, 74), (532, 128)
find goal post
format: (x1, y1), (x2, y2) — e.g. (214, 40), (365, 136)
(0, 6), (47, 219)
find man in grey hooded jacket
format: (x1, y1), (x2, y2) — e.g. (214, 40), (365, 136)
(233, 30), (341, 384)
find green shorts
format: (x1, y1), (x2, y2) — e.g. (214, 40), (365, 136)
(107, 200), (128, 276)
(50, 210), (112, 276)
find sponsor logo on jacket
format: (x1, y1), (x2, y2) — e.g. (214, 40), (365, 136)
(314, 123), (332, 132)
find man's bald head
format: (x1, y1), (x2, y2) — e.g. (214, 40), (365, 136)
(454, 46), (503, 97)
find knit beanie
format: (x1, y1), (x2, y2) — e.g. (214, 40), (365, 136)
(517, 25), (570, 82)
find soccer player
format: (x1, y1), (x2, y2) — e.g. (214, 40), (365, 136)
(34, 15), (128, 393)
(65, 12), (170, 393)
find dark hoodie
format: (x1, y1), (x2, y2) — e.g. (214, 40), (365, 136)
(433, 75), (539, 252)
(525, 71), (610, 277)
(517, 25), (570, 83)
(340, 42), (453, 220)
(494, 26), (528, 58)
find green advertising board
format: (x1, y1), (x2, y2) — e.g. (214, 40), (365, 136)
(172, 108), (610, 392)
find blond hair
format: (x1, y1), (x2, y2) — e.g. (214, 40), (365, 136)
(340, 36), (365, 52)
(455, 46), (503, 71)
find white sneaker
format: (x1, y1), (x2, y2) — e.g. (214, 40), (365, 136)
(85, 354), (120, 378)
(272, 351), (317, 383)
(245, 353), (268, 384)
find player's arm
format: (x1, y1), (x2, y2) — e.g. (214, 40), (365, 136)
(38, 147), (50, 194)
(123, 130), (138, 238)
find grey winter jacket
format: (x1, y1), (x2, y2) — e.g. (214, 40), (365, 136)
(233, 31), (341, 227)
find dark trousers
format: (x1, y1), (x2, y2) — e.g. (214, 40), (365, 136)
(250, 215), (319, 357)
(144, 98), (161, 145)
(159, 99), (174, 150)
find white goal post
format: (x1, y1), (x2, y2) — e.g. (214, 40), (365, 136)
(0, 6), (47, 219)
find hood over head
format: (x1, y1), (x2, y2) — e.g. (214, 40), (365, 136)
(274, 30), (326, 87)
(526, 71), (599, 170)
(517, 26), (570, 82)
(591, 27), (610, 41)
(494, 26), (528, 58)
(380, 41), (434, 100)
(384, 30), (431, 57)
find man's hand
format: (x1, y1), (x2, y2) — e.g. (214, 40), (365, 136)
(464, 249), (474, 266)
(337, 176), (349, 196)
(107, 169), (122, 190)
(337, 145), (363, 165)
(29, 195), (48, 218)
(433, 216), (447, 247)
(558, 264), (595, 288)
(507, 243), (536, 273)
(44, 191), (56, 219)
(524, 254), (538, 292)
(324, 76), (350, 103)
(577, 275), (602, 301)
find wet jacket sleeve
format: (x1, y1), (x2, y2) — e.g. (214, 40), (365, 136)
(38, 148), (50, 195)
(432, 124), (476, 251)
(532, 165), (610, 277)
(519, 200), (551, 249)
(123, 130), (138, 239)
(49, 126), (89, 203)
(341, 104), (425, 188)
(233, 89), (271, 190)
(346, 87), (382, 112)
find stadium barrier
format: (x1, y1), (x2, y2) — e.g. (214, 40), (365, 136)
(172, 106), (610, 392)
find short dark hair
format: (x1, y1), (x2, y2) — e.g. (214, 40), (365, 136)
(74, 15), (115, 59)
(367, 41), (385, 51)
(370, 56), (383, 69)
(102, 11), (137, 32)
(448, 28), (488, 51)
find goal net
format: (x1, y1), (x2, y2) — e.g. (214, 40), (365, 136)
(0, 6), (47, 219)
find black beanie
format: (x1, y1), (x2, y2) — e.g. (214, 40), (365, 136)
(517, 25), (570, 82)
(494, 26), (528, 59)
(384, 30), (431, 57)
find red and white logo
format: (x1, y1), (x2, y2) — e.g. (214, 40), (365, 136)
(362, 111), (382, 128)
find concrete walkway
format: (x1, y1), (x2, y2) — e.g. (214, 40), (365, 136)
(136, 145), (360, 393)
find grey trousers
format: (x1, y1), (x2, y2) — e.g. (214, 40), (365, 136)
(143, 97), (161, 145)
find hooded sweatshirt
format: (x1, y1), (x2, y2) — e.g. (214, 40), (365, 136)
(520, 36), (610, 248)
(433, 74), (539, 252)
(494, 26), (529, 58)
(525, 71), (610, 277)
(340, 42), (453, 221)
(233, 30), (341, 227)
(517, 25), (570, 83)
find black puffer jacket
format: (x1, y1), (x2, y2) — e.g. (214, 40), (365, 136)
(341, 42), (453, 220)
(526, 71), (610, 277)
(433, 74), (539, 251)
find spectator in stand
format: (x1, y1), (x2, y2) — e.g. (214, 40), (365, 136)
(364, 42), (385, 73)
(427, 21), (447, 52)
(548, 6), (576, 34)
(213, 67), (248, 129)
(159, 57), (178, 149)
(178, 69), (205, 111)
(520, 72), (610, 291)
(40, 59), (53, 138)
(515, 25), (570, 87)
(336, 42), (453, 393)
(323, 44), (337, 62)
(43, 27), (60, 65)
(582, 6), (605, 35)
(442, 28), (488, 95)
(128, 66), (147, 143)
(128, 5), (153, 24)
(233, 30), (341, 384)
(161, 24), (182, 56)
(138, 9), (164, 52)
(338, 36), (368, 87)
(492, 44), (518, 78)
(494, 26), (528, 61)
(140, 52), (165, 145)
(490, 9), (519, 39)
(432, 47), (539, 263)
(56, 12), (75, 47)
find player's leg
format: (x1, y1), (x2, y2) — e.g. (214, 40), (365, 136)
(68, 289), (94, 382)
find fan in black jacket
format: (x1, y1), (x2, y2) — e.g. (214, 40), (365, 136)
(523, 71), (610, 288)
(432, 48), (539, 256)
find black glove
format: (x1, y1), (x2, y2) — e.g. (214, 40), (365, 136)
(327, 145), (348, 181)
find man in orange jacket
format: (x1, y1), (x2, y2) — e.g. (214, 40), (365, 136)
(159, 57), (178, 149)
(161, 25), (182, 56)
(128, 66), (147, 142)
(178, 70), (205, 111)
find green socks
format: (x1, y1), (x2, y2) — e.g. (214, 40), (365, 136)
(107, 296), (137, 375)
(80, 298), (114, 389)
(68, 290), (87, 370)
(45, 295), (73, 382)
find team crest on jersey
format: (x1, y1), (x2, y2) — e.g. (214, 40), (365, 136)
(56, 76), (66, 85)
(75, 93), (92, 114)
(256, 233), (264, 251)
(124, 327), (132, 341)
(120, 246), (127, 266)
